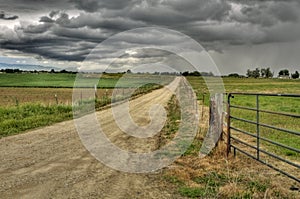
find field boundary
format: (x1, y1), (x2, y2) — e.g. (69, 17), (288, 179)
(225, 93), (300, 183)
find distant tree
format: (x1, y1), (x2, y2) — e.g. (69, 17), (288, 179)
(200, 72), (214, 76)
(291, 71), (299, 79)
(247, 68), (260, 78)
(126, 69), (132, 74)
(246, 69), (252, 78)
(253, 68), (260, 78)
(265, 67), (273, 78)
(260, 68), (266, 78)
(50, 69), (55, 73)
(278, 69), (289, 77)
(189, 71), (201, 76)
(228, 73), (240, 78)
(182, 71), (189, 76)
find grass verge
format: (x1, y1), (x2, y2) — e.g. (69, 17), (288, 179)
(161, 105), (299, 198)
(0, 104), (72, 138)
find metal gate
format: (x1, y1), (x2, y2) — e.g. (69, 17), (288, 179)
(226, 93), (300, 183)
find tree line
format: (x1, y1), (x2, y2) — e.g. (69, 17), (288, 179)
(0, 68), (77, 74)
(229, 68), (299, 79)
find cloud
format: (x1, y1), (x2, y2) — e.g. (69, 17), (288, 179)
(0, 11), (18, 20)
(0, 0), (300, 69)
(230, 1), (300, 27)
(39, 16), (54, 23)
(70, 0), (137, 12)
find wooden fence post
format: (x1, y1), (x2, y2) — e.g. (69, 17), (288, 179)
(199, 93), (223, 157)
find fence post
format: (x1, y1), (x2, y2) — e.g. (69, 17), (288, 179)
(256, 95), (260, 160)
(202, 93), (205, 118)
(226, 93), (232, 157)
(199, 93), (223, 156)
(54, 94), (58, 105)
(94, 84), (98, 100)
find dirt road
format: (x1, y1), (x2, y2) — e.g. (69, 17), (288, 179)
(0, 77), (184, 198)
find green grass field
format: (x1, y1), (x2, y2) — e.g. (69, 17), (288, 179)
(0, 73), (174, 88)
(187, 76), (300, 159)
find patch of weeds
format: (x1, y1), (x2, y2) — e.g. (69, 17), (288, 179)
(158, 95), (181, 147)
(179, 186), (216, 198)
(230, 191), (252, 199)
(247, 180), (269, 193)
(193, 172), (228, 187)
(183, 138), (202, 156)
(163, 175), (184, 186)
(177, 172), (228, 198)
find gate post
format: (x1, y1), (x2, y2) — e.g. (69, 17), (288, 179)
(199, 93), (223, 157)
(226, 93), (232, 157)
(256, 95), (260, 160)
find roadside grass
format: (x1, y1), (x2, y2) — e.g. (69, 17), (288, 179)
(0, 103), (72, 138)
(161, 90), (299, 198)
(158, 95), (181, 147)
(163, 132), (298, 198)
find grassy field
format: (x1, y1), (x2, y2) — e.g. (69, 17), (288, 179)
(187, 76), (300, 158)
(0, 73), (173, 88)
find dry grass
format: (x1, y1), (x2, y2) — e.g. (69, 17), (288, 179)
(162, 106), (300, 198)
(0, 87), (122, 107)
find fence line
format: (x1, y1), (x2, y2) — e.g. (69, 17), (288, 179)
(225, 93), (300, 183)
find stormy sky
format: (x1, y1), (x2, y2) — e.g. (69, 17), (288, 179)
(1, 0), (300, 74)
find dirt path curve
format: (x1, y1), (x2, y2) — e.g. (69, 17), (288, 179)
(0, 77), (184, 199)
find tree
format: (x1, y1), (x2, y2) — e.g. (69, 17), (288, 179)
(253, 68), (260, 78)
(265, 67), (273, 78)
(260, 68), (266, 78)
(182, 71), (189, 76)
(278, 69), (289, 77)
(246, 68), (260, 78)
(189, 71), (201, 76)
(228, 73), (240, 78)
(246, 69), (253, 78)
(291, 71), (299, 79)
(126, 69), (132, 74)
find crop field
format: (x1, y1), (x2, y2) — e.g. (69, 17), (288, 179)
(0, 73), (173, 88)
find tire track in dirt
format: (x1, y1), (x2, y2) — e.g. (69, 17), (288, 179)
(0, 77), (184, 199)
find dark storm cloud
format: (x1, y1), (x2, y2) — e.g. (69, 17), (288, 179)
(0, 11), (18, 20)
(0, 0), (300, 63)
(0, 0), (72, 13)
(70, 0), (137, 12)
(231, 1), (300, 27)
